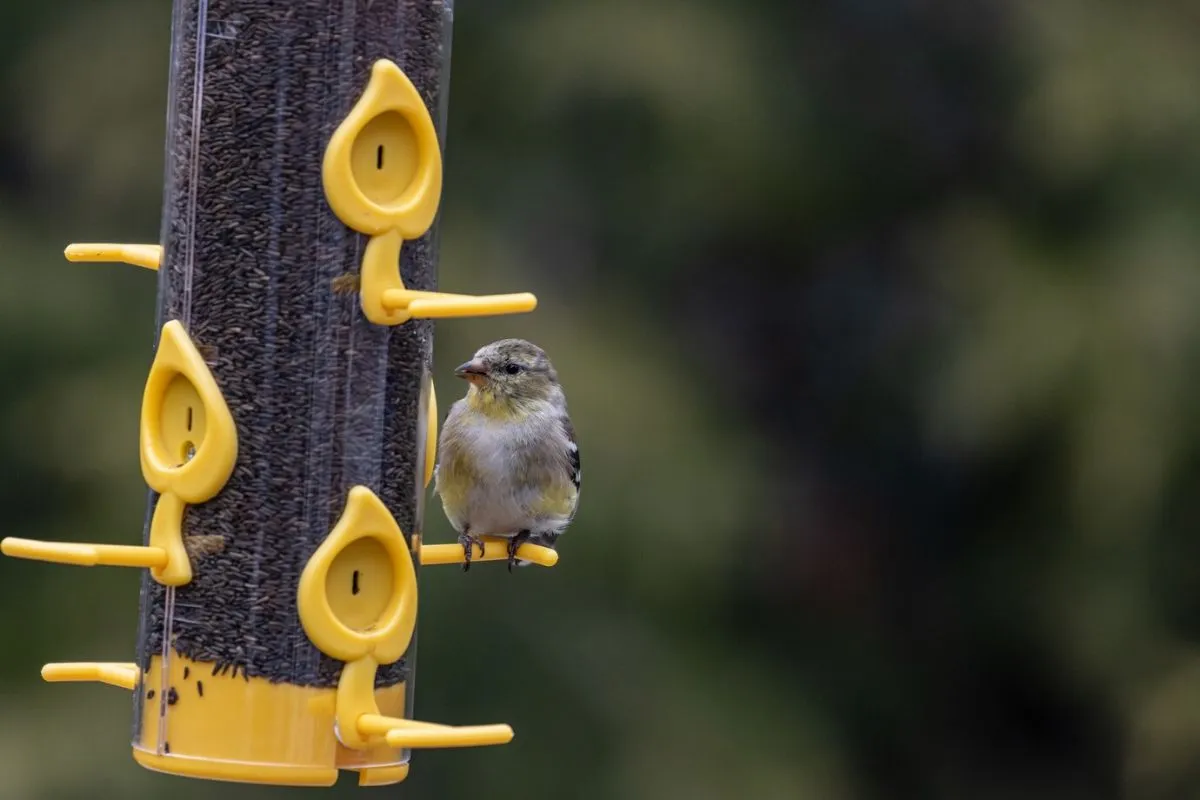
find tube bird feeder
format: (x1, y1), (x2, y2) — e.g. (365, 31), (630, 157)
(1, 0), (556, 787)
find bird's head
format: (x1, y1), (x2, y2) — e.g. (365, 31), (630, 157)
(455, 339), (560, 414)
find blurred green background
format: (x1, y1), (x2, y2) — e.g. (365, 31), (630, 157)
(2, 0), (1199, 798)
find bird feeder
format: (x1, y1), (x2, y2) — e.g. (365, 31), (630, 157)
(1, 0), (557, 787)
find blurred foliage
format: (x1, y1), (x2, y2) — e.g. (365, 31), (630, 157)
(0, 0), (1198, 798)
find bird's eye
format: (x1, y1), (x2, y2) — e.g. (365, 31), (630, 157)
(504, 363), (522, 375)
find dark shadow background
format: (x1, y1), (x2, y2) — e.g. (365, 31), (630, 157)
(2, 0), (1198, 798)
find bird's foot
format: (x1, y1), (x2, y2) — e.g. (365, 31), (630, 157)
(507, 530), (532, 573)
(459, 532), (488, 572)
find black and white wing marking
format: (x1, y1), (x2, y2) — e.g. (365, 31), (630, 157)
(563, 416), (581, 491)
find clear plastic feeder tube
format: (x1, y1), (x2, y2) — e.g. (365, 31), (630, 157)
(132, 0), (453, 787)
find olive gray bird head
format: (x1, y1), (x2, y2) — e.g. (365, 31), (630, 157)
(454, 339), (561, 407)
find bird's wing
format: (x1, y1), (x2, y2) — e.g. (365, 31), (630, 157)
(562, 415), (581, 492)
(526, 415), (580, 546)
(433, 399), (469, 498)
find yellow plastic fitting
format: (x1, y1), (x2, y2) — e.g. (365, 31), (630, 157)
(384, 726), (513, 750)
(298, 486), (514, 754)
(139, 320), (238, 585)
(322, 59), (538, 327)
(42, 662), (139, 691)
(425, 381), (437, 488)
(419, 538), (559, 568)
(390, 288), (538, 320)
(298, 486), (419, 752)
(298, 486), (418, 666)
(357, 764), (410, 787)
(322, 60), (442, 241)
(334, 655), (512, 751)
(359, 714), (513, 749)
(65, 242), (161, 271)
(0, 538), (168, 569)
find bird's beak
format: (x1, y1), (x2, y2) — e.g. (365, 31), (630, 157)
(455, 359), (488, 386)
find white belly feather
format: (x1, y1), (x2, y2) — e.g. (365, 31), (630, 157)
(455, 414), (573, 538)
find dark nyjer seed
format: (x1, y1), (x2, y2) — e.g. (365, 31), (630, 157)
(133, 0), (453, 745)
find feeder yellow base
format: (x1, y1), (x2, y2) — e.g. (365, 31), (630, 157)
(133, 654), (409, 786)
(132, 750), (347, 787)
(133, 750), (409, 787)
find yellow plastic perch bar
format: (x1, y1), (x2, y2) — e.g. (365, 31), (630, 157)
(64, 243), (161, 271)
(357, 714), (514, 750)
(1, 538), (168, 570)
(382, 289), (538, 320)
(419, 537), (558, 567)
(2, 535), (559, 570)
(42, 662), (139, 691)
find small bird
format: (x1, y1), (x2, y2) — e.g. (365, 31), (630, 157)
(434, 339), (580, 571)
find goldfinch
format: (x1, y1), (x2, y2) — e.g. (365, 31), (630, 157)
(434, 339), (580, 571)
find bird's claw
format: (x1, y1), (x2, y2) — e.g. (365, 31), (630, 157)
(459, 533), (488, 571)
(459, 533), (476, 572)
(507, 531), (532, 573)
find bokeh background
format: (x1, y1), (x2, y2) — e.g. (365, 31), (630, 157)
(1, 0), (1198, 797)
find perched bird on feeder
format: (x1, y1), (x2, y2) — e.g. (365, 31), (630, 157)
(434, 339), (580, 571)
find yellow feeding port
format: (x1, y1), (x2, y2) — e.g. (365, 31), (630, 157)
(297, 487), (516, 755)
(297, 486), (417, 665)
(321, 59), (539, 328)
(322, 59), (442, 240)
(138, 321), (238, 586)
